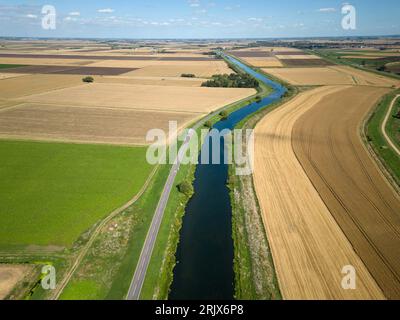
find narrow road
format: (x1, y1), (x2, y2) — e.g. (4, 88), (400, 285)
(126, 129), (196, 300)
(382, 94), (400, 157)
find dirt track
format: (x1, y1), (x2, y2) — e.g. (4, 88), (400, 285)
(292, 86), (400, 299)
(254, 86), (385, 299)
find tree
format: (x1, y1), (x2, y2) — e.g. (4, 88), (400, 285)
(177, 181), (194, 197)
(82, 76), (94, 83)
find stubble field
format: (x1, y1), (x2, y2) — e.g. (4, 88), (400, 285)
(292, 86), (400, 299)
(253, 86), (385, 300)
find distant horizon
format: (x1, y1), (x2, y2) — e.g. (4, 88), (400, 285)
(1, 34), (400, 41)
(0, 0), (399, 39)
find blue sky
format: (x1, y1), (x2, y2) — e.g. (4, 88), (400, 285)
(0, 0), (399, 39)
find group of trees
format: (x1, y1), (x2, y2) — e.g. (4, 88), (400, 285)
(201, 73), (259, 88)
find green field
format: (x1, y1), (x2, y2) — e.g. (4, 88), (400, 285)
(0, 140), (153, 248)
(0, 64), (26, 69)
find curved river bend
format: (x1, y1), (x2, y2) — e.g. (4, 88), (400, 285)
(169, 56), (286, 300)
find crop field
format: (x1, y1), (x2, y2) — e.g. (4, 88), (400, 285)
(292, 86), (400, 299)
(0, 140), (153, 248)
(253, 86), (385, 300)
(96, 76), (205, 87)
(256, 41), (400, 299)
(0, 104), (198, 145)
(238, 57), (283, 68)
(0, 73), (27, 80)
(122, 61), (231, 77)
(14, 82), (255, 114)
(262, 65), (400, 86)
(0, 74), (83, 99)
(0, 57), (94, 66)
(275, 55), (321, 60)
(0, 265), (34, 299)
(316, 49), (400, 77)
(0, 65), (137, 75)
(279, 59), (334, 67)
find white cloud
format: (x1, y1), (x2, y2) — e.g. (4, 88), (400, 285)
(97, 8), (114, 13)
(25, 14), (37, 19)
(318, 8), (337, 13)
(69, 12), (80, 16)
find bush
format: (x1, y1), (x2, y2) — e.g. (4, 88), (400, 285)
(219, 110), (229, 119)
(181, 73), (196, 78)
(204, 120), (213, 128)
(82, 76), (94, 83)
(177, 181), (194, 197)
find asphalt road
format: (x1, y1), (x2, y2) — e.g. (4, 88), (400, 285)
(126, 129), (196, 300)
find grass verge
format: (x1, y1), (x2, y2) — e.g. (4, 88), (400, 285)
(365, 89), (400, 188)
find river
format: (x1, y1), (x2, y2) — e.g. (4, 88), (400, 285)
(169, 55), (286, 300)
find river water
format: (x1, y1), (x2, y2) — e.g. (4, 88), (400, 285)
(169, 56), (286, 300)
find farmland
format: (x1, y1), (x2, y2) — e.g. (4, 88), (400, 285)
(245, 43), (400, 299)
(253, 86), (385, 299)
(0, 140), (153, 248)
(314, 49), (400, 77)
(0, 38), (257, 300)
(0, 265), (36, 299)
(292, 86), (400, 299)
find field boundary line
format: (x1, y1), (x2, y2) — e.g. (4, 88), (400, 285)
(52, 165), (159, 300)
(381, 94), (400, 157)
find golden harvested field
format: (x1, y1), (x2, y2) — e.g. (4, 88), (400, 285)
(122, 62), (231, 77)
(254, 86), (385, 300)
(262, 66), (400, 86)
(292, 86), (400, 299)
(0, 73), (27, 80)
(0, 103), (198, 145)
(16, 82), (255, 114)
(0, 74), (83, 99)
(0, 58), (93, 66)
(262, 67), (355, 85)
(241, 57), (283, 67)
(96, 76), (205, 87)
(0, 265), (33, 300)
(330, 66), (400, 87)
(275, 55), (321, 60)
